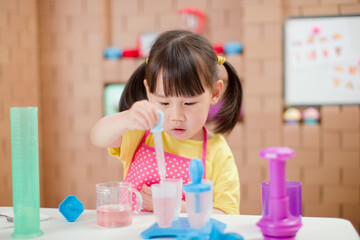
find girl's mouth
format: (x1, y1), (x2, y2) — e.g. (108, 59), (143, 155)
(172, 128), (186, 135)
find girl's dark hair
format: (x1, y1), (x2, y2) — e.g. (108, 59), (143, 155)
(119, 30), (242, 134)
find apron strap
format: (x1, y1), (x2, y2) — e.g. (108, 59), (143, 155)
(133, 130), (150, 154)
(202, 126), (207, 179)
(140, 130), (151, 145)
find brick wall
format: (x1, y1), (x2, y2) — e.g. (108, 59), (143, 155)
(0, 0), (359, 234)
(38, 0), (115, 208)
(0, 0), (40, 205)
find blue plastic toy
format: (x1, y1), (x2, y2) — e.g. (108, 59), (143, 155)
(141, 217), (226, 240)
(104, 46), (122, 59)
(59, 195), (84, 222)
(209, 222), (244, 240)
(224, 42), (243, 55)
(183, 159), (211, 213)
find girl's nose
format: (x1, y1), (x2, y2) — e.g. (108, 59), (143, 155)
(170, 105), (185, 121)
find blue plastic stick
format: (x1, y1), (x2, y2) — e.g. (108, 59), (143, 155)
(189, 160), (203, 213)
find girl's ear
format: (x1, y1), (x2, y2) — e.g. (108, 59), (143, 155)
(211, 80), (223, 105)
(144, 80), (151, 99)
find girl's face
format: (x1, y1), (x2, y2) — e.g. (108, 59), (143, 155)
(145, 74), (223, 141)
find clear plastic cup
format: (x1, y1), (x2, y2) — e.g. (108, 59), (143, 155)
(152, 182), (177, 228)
(96, 182), (142, 228)
(261, 180), (302, 217)
(202, 179), (214, 220)
(161, 178), (183, 220)
(185, 183), (213, 229)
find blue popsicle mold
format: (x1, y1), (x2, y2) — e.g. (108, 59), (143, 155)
(141, 217), (227, 240)
(59, 195), (84, 222)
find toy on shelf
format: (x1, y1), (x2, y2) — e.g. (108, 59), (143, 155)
(212, 44), (224, 54)
(283, 107), (301, 124)
(138, 32), (160, 58)
(104, 8), (245, 61)
(257, 147), (302, 240)
(302, 107), (320, 125)
(104, 47), (122, 60)
(178, 8), (206, 34)
(224, 42), (243, 55)
(59, 195), (84, 222)
(122, 48), (139, 58)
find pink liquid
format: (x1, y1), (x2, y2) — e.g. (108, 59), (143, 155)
(153, 197), (177, 228)
(97, 204), (132, 227)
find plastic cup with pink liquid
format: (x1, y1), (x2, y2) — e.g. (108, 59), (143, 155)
(96, 182), (142, 228)
(151, 182), (178, 228)
(160, 178), (183, 220)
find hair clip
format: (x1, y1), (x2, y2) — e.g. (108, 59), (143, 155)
(217, 56), (225, 65)
(146, 58), (149, 64)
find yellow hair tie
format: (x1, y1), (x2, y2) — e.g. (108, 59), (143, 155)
(217, 56), (225, 65)
(146, 58), (149, 64)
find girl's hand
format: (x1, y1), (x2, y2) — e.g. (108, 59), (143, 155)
(181, 200), (187, 213)
(127, 100), (159, 131)
(140, 184), (154, 211)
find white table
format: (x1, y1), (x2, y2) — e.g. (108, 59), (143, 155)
(0, 207), (359, 240)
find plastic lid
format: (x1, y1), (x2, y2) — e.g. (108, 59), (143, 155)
(183, 159), (211, 193)
(151, 110), (164, 132)
(259, 146), (295, 161)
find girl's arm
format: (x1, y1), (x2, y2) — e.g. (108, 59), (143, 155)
(91, 100), (159, 148)
(212, 208), (225, 214)
(90, 111), (129, 148)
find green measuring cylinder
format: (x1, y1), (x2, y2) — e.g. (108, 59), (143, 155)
(10, 107), (43, 239)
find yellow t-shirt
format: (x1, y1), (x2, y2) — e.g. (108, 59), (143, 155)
(108, 129), (240, 215)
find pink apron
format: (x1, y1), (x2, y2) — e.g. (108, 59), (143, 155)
(125, 127), (207, 211)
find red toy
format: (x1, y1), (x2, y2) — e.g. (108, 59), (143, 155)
(178, 8), (206, 34)
(213, 44), (224, 54)
(122, 48), (139, 58)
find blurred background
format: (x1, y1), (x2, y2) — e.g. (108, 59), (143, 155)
(0, 0), (359, 233)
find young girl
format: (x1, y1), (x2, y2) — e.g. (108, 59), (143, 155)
(91, 30), (242, 214)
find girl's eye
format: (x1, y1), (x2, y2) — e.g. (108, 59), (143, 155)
(185, 102), (196, 106)
(160, 102), (169, 106)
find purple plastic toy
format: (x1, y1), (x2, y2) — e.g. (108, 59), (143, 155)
(257, 147), (302, 240)
(262, 181), (302, 218)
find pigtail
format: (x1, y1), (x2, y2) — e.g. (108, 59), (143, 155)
(213, 61), (243, 134)
(119, 62), (147, 112)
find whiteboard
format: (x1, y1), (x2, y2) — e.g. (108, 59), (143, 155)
(284, 15), (360, 106)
